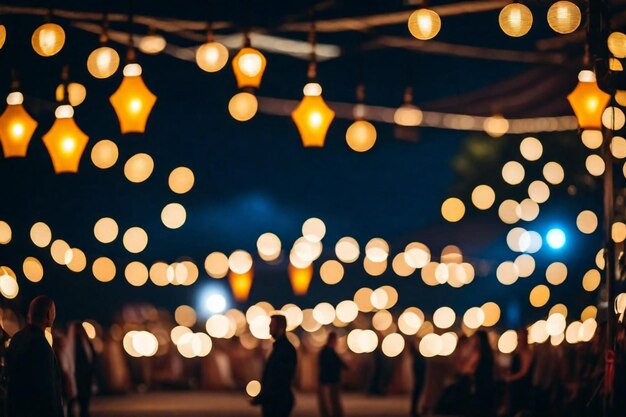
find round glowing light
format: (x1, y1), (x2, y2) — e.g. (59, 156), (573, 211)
(365, 238), (389, 262)
(302, 217), (326, 242)
(196, 41), (229, 72)
(496, 261), (519, 285)
(582, 130), (603, 149)
(90, 139), (119, 169)
(50, 240), (70, 265)
(543, 162), (564, 185)
(174, 305), (197, 327)
(576, 210), (598, 234)
(471, 185), (496, 210)
(313, 302), (336, 325)
(530, 284), (550, 307)
(32, 23), (65, 57)
(0, 272), (19, 299)
(125, 261), (149, 286)
(515, 254), (536, 278)
(612, 222), (626, 243)
(441, 197), (465, 222)
(0, 25), (5, 50)
(546, 228), (566, 249)
(433, 306), (455, 329)
(204, 252), (229, 278)
(139, 34), (167, 54)
(566, 321), (582, 344)
(205, 293), (227, 314)
(498, 330), (518, 354)
(507, 227), (527, 252)
(228, 92), (258, 122)
(502, 161), (525, 185)
(516, 199), (540, 222)
(484, 115), (509, 138)
(419, 333), (443, 357)
(382, 333), (405, 358)
(585, 154), (605, 177)
(372, 310), (393, 331)
(519, 230), (542, 253)
(161, 203), (187, 229)
(346, 120), (377, 152)
(246, 380), (262, 398)
(66, 248), (87, 273)
(463, 307), (486, 329)
(256, 232), (281, 262)
(123, 227), (148, 253)
(354, 287), (374, 313)
(364, 257), (387, 276)
(87, 46), (120, 79)
(92, 257), (115, 282)
(336, 300), (358, 323)
(582, 269), (601, 292)
(94, 217), (118, 244)
(611, 136), (626, 159)
(357, 329), (378, 353)
(408, 9), (441, 40)
(229, 250), (253, 274)
(529, 320), (549, 344)
(481, 302), (501, 327)
(546, 313), (566, 336)
(392, 253), (416, 277)
(320, 260), (344, 285)
(168, 167), (195, 194)
(124, 153), (154, 183)
(602, 106), (626, 130)
(547, 1), (581, 34)
(394, 104), (423, 126)
(499, 3), (533, 37)
(528, 181), (550, 204)
(404, 242), (431, 268)
(55, 83), (87, 107)
(546, 262), (567, 285)
(498, 200), (521, 224)
(23, 257), (44, 282)
(335, 237), (360, 263)
(0, 221), (11, 245)
(608, 32), (626, 59)
(205, 314), (231, 338)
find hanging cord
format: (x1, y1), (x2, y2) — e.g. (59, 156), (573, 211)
(126, 0), (136, 62)
(307, 14), (317, 81)
(59, 65), (69, 105)
(205, 0), (214, 42)
(10, 69), (19, 92)
(99, 11), (109, 45)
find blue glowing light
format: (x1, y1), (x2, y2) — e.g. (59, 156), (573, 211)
(546, 228), (566, 249)
(197, 285), (229, 315)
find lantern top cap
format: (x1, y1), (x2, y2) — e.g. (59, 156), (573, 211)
(55, 104), (74, 119)
(6, 92), (23, 105)
(303, 82), (322, 97)
(123, 63), (143, 77)
(578, 70), (596, 82)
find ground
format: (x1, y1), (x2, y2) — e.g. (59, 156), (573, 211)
(92, 391), (413, 417)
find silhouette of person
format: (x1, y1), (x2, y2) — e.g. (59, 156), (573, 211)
(251, 314), (297, 417)
(471, 331), (494, 417)
(318, 332), (346, 417)
(5, 295), (63, 417)
(71, 322), (95, 417)
(409, 338), (425, 417)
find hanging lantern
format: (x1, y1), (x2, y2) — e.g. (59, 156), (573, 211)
(292, 82), (335, 147)
(31, 23), (65, 57)
(196, 41), (229, 72)
(42, 105), (89, 173)
(87, 46), (120, 79)
(346, 120), (377, 152)
(110, 63), (157, 133)
(408, 9), (441, 40)
(138, 33), (167, 55)
(228, 270), (253, 301)
(499, 3), (533, 37)
(608, 32), (626, 59)
(228, 92), (258, 121)
(288, 263), (313, 296)
(567, 70), (611, 131)
(0, 92), (38, 158)
(0, 24), (6, 49)
(547, 1), (581, 34)
(394, 87), (422, 127)
(232, 46), (267, 89)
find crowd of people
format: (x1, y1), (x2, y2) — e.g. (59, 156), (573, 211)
(1, 296), (625, 417)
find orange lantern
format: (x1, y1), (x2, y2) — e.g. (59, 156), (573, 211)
(292, 82), (335, 147)
(229, 270), (253, 302)
(109, 63), (157, 133)
(288, 263), (313, 295)
(232, 47), (267, 89)
(0, 92), (38, 157)
(567, 70), (611, 131)
(42, 105), (89, 173)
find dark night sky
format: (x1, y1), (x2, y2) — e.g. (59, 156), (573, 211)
(0, 0), (618, 327)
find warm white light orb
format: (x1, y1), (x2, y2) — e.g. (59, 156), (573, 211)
(228, 92), (258, 122)
(346, 120), (377, 152)
(87, 46), (120, 79)
(547, 1), (581, 34)
(499, 3), (533, 37)
(408, 9), (441, 40)
(196, 41), (229, 72)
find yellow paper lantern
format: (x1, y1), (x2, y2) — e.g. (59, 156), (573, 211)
(292, 83), (335, 147)
(109, 64), (157, 133)
(31, 23), (65, 57)
(288, 263), (313, 295)
(499, 3), (533, 37)
(228, 92), (258, 121)
(196, 41), (229, 72)
(547, 1), (581, 34)
(346, 120), (377, 152)
(87, 46), (120, 79)
(567, 70), (611, 130)
(408, 9), (441, 40)
(608, 32), (626, 59)
(229, 270), (253, 301)
(42, 105), (89, 173)
(232, 47), (267, 89)
(0, 25), (6, 49)
(0, 92), (38, 157)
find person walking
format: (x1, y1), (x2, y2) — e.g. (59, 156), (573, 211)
(251, 314), (297, 417)
(5, 295), (63, 417)
(318, 332), (346, 417)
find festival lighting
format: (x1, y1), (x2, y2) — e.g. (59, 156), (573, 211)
(110, 62), (157, 133)
(232, 36), (267, 89)
(292, 82), (335, 147)
(0, 91), (38, 158)
(289, 263), (314, 295)
(90, 139), (119, 169)
(31, 23), (65, 57)
(228, 92), (258, 121)
(407, 8), (441, 40)
(499, 3), (533, 37)
(608, 32), (626, 59)
(87, 46), (120, 79)
(42, 103), (89, 174)
(547, 1), (581, 34)
(567, 71), (611, 131)
(229, 270), (253, 301)
(0, 24), (5, 49)
(346, 120), (377, 152)
(546, 228), (566, 249)
(138, 32), (167, 55)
